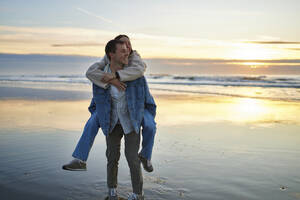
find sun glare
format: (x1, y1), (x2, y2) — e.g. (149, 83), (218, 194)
(231, 98), (269, 122)
(242, 62), (268, 69)
(230, 44), (275, 60)
(242, 62), (265, 66)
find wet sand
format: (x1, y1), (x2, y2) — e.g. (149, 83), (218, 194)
(1, 89), (300, 199)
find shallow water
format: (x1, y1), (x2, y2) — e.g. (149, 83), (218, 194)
(1, 122), (300, 200)
(1, 94), (300, 199)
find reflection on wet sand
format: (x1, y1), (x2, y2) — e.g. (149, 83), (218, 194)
(0, 100), (90, 131)
(1, 94), (300, 131)
(156, 94), (300, 126)
(1, 94), (300, 200)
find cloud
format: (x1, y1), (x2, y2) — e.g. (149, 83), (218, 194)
(286, 48), (300, 51)
(244, 41), (300, 44)
(52, 42), (104, 47)
(205, 10), (263, 16)
(76, 7), (113, 24)
(150, 58), (300, 64)
(0, 25), (115, 36)
(0, 25), (116, 56)
(0, 39), (42, 43)
(0, 25), (299, 60)
(0, 25), (229, 57)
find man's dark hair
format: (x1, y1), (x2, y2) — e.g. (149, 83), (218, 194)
(105, 39), (125, 60)
(114, 34), (130, 40)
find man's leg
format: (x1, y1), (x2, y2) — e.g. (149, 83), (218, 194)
(124, 131), (143, 195)
(106, 124), (123, 189)
(72, 112), (100, 161)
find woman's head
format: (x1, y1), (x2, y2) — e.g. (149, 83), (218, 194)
(114, 35), (132, 54)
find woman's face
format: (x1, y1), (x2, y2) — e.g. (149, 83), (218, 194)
(119, 36), (132, 54)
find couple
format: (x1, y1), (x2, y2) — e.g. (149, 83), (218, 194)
(62, 35), (157, 200)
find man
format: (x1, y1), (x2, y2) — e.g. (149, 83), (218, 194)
(86, 35), (155, 172)
(68, 40), (155, 200)
(63, 35), (156, 173)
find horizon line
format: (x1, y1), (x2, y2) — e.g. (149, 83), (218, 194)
(1, 52), (300, 63)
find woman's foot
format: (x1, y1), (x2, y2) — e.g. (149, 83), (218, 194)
(62, 159), (87, 171)
(138, 153), (153, 172)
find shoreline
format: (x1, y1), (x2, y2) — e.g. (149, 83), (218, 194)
(1, 85), (300, 103)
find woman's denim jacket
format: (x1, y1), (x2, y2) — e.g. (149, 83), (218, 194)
(88, 76), (156, 136)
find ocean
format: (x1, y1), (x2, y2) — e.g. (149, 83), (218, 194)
(1, 53), (300, 102)
(1, 74), (300, 101)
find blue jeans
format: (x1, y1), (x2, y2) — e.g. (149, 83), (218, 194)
(72, 109), (156, 161)
(140, 110), (156, 160)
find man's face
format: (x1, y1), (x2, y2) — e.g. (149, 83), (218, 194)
(118, 36), (132, 54)
(111, 43), (129, 65)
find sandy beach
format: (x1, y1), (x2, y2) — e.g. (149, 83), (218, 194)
(1, 0), (300, 199)
(1, 86), (300, 200)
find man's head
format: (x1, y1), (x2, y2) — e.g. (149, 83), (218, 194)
(115, 35), (132, 55)
(105, 39), (129, 65)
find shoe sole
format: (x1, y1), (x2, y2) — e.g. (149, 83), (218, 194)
(138, 154), (153, 173)
(62, 166), (87, 171)
(143, 166), (153, 173)
(105, 197), (126, 200)
(141, 162), (153, 172)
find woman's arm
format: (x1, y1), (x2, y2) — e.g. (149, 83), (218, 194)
(117, 50), (147, 82)
(86, 55), (110, 88)
(86, 51), (147, 89)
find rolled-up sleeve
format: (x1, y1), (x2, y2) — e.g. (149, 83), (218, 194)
(86, 55), (109, 88)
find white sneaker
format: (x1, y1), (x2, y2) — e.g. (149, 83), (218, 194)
(108, 188), (118, 200)
(128, 193), (144, 200)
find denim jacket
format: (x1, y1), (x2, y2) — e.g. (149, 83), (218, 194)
(88, 76), (156, 136)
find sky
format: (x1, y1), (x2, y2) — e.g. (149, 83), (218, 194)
(0, 0), (300, 70)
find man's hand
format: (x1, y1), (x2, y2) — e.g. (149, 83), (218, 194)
(109, 78), (126, 91)
(101, 73), (116, 83)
